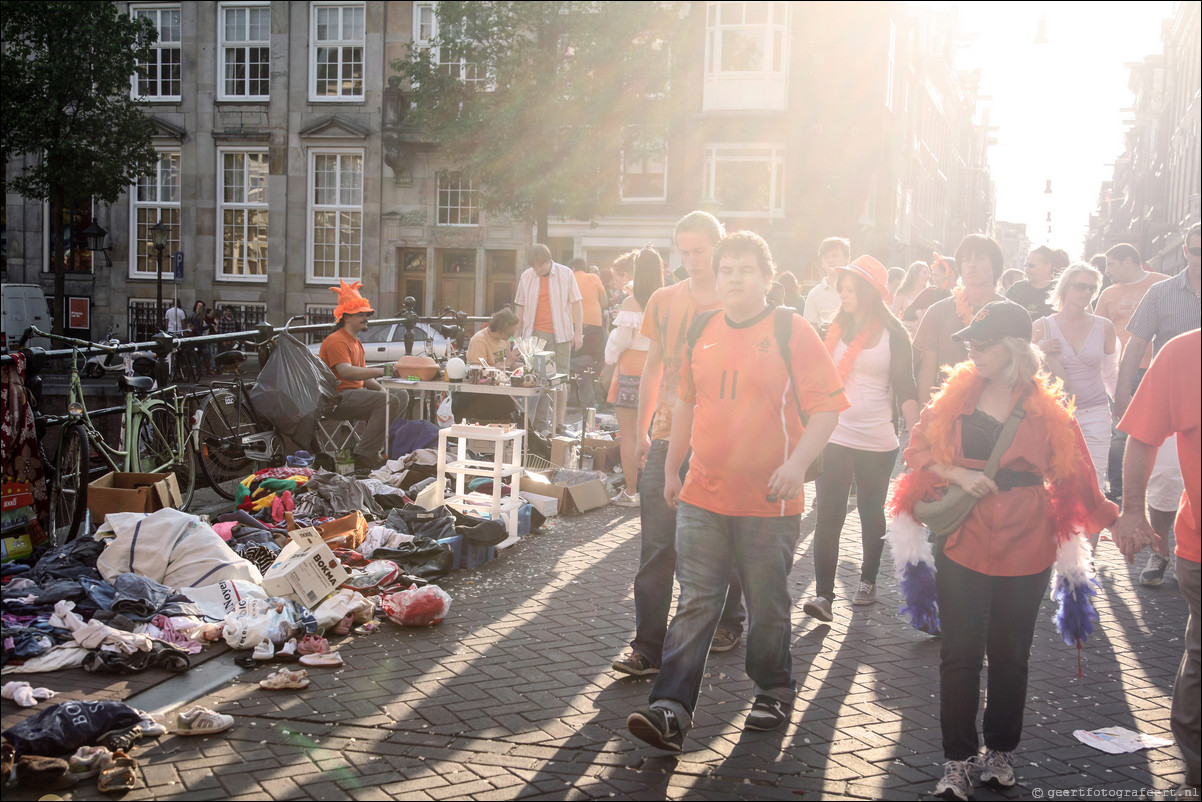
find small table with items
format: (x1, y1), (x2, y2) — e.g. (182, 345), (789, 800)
(382, 373), (568, 435)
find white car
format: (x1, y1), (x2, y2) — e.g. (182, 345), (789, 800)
(307, 321), (450, 364)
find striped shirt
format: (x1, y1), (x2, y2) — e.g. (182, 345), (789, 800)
(1126, 270), (1201, 355)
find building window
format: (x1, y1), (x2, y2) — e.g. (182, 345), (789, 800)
(620, 129), (668, 202)
(308, 150), (363, 281)
(128, 298), (162, 342)
(412, 2), (488, 87)
(219, 3), (270, 100)
(703, 145), (785, 217)
(130, 151), (181, 279)
(132, 5), (182, 100)
(310, 2), (364, 101)
(303, 303), (336, 343)
(437, 173), (479, 226)
(42, 200), (96, 274)
(706, 1), (787, 75)
(218, 150), (269, 279)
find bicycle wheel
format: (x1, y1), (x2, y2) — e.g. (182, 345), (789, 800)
(49, 424), (89, 545)
(194, 389), (257, 499)
(134, 407), (195, 510)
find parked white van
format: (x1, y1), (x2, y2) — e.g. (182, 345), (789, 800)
(1, 284), (51, 351)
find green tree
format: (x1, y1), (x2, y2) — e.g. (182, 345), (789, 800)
(393, 1), (681, 242)
(2, 1), (158, 334)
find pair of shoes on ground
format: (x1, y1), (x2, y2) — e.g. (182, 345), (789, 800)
(1141, 553), (1170, 587)
(804, 583), (877, 622)
(627, 694), (793, 752)
(935, 749), (1015, 801)
(65, 747), (138, 792)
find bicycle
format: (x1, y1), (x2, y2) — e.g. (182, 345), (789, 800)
(191, 345), (284, 500)
(32, 328), (198, 544)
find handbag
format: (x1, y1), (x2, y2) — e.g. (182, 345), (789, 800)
(912, 397), (1027, 539)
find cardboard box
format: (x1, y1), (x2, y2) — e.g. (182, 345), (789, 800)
(581, 435), (621, 473)
(262, 526), (349, 607)
(522, 470), (609, 515)
(521, 491), (560, 517)
(2, 533), (33, 563)
(87, 472), (182, 525)
(549, 436), (577, 468)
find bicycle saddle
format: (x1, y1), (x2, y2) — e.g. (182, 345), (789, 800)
(118, 375), (156, 394)
(215, 350), (246, 370)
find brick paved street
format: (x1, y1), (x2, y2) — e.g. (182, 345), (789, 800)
(4, 495), (1189, 801)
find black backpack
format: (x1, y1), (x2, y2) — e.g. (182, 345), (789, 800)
(685, 306), (824, 482)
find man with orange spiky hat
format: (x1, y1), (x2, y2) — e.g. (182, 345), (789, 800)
(318, 280), (408, 471)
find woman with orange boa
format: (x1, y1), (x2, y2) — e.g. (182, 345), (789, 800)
(886, 300), (1118, 801)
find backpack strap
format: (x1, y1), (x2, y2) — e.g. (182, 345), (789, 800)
(772, 306), (808, 424)
(684, 308), (722, 363)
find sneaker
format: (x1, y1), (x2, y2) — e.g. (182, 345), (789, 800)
(852, 582), (877, 606)
(710, 627), (740, 653)
(978, 748), (1015, 788)
(744, 694), (792, 731)
(803, 596), (834, 622)
(611, 652), (659, 677)
(1141, 553), (1169, 587)
(934, 758), (976, 801)
(612, 490), (640, 507)
(97, 723), (143, 752)
(175, 705), (235, 735)
(252, 638), (275, 661)
(626, 707), (684, 753)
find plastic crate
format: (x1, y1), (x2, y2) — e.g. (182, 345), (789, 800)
(437, 534), (464, 571)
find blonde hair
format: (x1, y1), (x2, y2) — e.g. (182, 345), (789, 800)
(995, 336), (1042, 389)
(1051, 263), (1102, 311)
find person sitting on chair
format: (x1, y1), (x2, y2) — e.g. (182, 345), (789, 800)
(319, 280), (409, 471)
(453, 308), (524, 424)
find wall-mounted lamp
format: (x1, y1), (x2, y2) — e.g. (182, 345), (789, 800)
(82, 220), (112, 267)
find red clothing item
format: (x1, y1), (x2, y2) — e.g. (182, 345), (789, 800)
(533, 275), (555, 334)
(905, 371), (1118, 576)
(318, 327), (366, 392)
(1118, 330), (1201, 562)
(679, 308), (848, 518)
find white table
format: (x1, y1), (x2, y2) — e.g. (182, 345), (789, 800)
(382, 375), (567, 438)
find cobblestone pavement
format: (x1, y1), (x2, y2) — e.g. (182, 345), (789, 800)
(6, 496), (1189, 801)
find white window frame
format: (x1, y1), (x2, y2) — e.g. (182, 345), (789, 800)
(411, 1), (491, 89)
(131, 4), (182, 101)
(309, 2), (365, 102)
(307, 149), (364, 283)
(218, 2), (271, 101)
(128, 149), (182, 280)
(217, 148), (270, 282)
(436, 172), (479, 226)
(705, 1), (788, 77)
(702, 144), (785, 218)
(619, 128), (668, 203)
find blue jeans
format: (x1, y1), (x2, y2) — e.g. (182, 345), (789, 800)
(649, 502), (801, 728)
(632, 441), (744, 664)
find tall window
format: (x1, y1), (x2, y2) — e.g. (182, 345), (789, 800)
(703, 145), (785, 217)
(620, 129), (668, 202)
(219, 3), (270, 100)
(308, 151), (363, 281)
(132, 5), (182, 100)
(310, 3), (364, 101)
(130, 151), (181, 278)
(437, 173), (479, 225)
(218, 150), (269, 279)
(42, 200), (96, 274)
(412, 2), (487, 87)
(703, 1), (789, 111)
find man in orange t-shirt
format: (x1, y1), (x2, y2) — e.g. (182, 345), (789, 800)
(1114, 329), (1201, 793)
(626, 231), (846, 753)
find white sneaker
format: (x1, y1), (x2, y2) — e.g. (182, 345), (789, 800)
(612, 490), (640, 507)
(252, 639), (275, 661)
(1140, 553), (1169, 586)
(934, 759), (975, 800)
(978, 749), (1015, 788)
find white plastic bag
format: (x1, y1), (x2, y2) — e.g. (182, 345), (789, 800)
(180, 580), (268, 621)
(311, 588), (375, 632)
(381, 584), (451, 627)
(436, 394), (454, 428)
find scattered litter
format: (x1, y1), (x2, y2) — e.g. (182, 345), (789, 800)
(1073, 727), (1173, 754)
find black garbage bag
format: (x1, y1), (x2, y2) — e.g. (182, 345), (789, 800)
(370, 536), (453, 580)
(248, 329), (338, 447)
(2, 701), (143, 757)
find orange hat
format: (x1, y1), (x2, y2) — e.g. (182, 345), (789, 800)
(837, 255), (893, 304)
(330, 280), (374, 319)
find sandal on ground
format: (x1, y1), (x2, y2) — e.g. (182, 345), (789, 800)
(259, 668), (309, 690)
(296, 635), (329, 655)
(96, 750), (138, 793)
(299, 651), (343, 668)
(173, 705), (235, 735)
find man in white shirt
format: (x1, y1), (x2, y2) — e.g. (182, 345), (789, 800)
(164, 300), (187, 335)
(802, 236), (850, 330)
(515, 243), (583, 375)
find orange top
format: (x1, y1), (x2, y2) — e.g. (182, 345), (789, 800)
(1119, 330), (1201, 561)
(574, 271), (608, 327)
(532, 275), (555, 334)
(318, 327), (366, 392)
(640, 282), (722, 441)
(905, 371), (1118, 575)
(678, 308), (848, 518)
(1095, 271), (1167, 370)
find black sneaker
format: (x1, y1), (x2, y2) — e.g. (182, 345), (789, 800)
(627, 707), (684, 752)
(612, 652), (659, 677)
(744, 695), (792, 731)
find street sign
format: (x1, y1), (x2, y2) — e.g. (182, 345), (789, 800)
(173, 251), (184, 281)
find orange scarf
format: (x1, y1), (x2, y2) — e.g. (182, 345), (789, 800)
(951, 285), (975, 326)
(825, 318), (882, 380)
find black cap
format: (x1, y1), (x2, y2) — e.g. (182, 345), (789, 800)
(952, 300), (1033, 343)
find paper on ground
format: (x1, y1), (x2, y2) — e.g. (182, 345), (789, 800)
(1073, 726), (1173, 754)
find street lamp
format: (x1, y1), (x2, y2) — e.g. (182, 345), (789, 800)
(150, 219), (169, 334)
(82, 220), (111, 267)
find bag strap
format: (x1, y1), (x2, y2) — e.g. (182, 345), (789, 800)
(772, 306), (809, 425)
(982, 395), (1027, 479)
(684, 308), (721, 362)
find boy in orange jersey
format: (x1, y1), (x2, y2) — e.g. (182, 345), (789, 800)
(626, 231), (847, 752)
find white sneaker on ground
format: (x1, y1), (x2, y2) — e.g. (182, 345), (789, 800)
(934, 758), (975, 800)
(612, 490), (640, 507)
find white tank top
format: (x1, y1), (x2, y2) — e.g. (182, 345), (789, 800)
(828, 334), (898, 452)
(1041, 315), (1109, 409)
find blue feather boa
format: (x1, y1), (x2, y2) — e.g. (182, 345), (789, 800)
(1052, 572), (1100, 647)
(899, 561), (940, 633)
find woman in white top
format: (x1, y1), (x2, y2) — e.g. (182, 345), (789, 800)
(603, 247), (664, 507)
(890, 260), (930, 329)
(803, 256), (921, 621)
(1032, 263), (1117, 544)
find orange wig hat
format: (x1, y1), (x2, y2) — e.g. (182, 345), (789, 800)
(330, 280), (374, 319)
